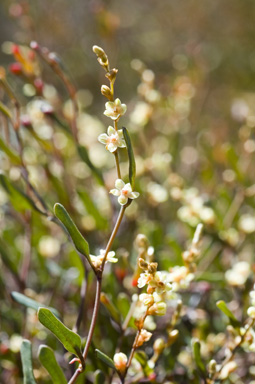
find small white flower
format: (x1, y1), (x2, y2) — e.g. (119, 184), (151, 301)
(137, 272), (152, 288)
(98, 126), (126, 153)
(90, 249), (117, 268)
(139, 293), (154, 306)
(104, 98), (127, 120)
(137, 329), (152, 347)
(110, 179), (139, 205)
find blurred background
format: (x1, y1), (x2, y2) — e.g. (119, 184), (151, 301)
(1, 1), (255, 383)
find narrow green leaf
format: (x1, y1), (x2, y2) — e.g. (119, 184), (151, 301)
(216, 300), (240, 327)
(12, 292), (60, 318)
(0, 173), (39, 212)
(192, 339), (206, 375)
(38, 308), (82, 360)
(0, 101), (12, 118)
(77, 189), (107, 230)
(134, 351), (154, 377)
(122, 127), (136, 189)
(54, 203), (91, 263)
(100, 293), (121, 325)
(38, 345), (67, 384)
(0, 241), (18, 276)
(20, 340), (37, 384)
(95, 349), (115, 370)
(94, 370), (106, 384)
(77, 145), (104, 185)
(0, 137), (21, 164)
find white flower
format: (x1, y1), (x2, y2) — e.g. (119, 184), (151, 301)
(104, 98), (127, 120)
(137, 273), (152, 288)
(110, 179), (139, 205)
(137, 329), (152, 347)
(90, 249), (117, 268)
(148, 271), (172, 294)
(139, 293), (154, 306)
(98, 126), (126, 153)
(225, 261), (250, 286)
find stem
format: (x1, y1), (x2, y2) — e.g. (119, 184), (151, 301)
(68, 206), (127, 383)
(73, 266), (88, 334)
(114, 151), (121, 179)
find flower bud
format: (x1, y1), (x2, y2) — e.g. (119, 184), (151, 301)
(167, 329), (179, 346)
(148, 302), (166, 316)
(153, 338), (165, 353)
(93, 45), (106, 57)
(135, 234), (149, 249)
(148, 262), (158, 274)
(113, 352), (127, 374)
(208, 359), (217, 375)
(139, 258), (148, 270)
(105, 68), (118, 83)
(101, 85), (112, 100)
(9, 62), (23, 75)
(30, 41), (39, 50)
(219, 361), (237, 380)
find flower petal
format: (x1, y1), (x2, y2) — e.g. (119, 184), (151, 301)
(129, 192), (140, 199)
(118, 195), (128, 205)
(98, 133), (108, 144)
(115, 98), (121, 106)
(124, 183), (132, 193)
(107, 126), (115, 135)
(115, 179), (125, 190)
(107, 143), (117, 152)
(110, 188), (120, 196)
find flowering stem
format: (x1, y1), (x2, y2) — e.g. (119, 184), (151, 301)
(68, 205), (126, 383)
(114, 151), (121, 179)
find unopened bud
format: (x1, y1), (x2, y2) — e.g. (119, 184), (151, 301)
(139, 258), (148, 270)
(93, 45), (106, 57)
(148, 302), (166, 316)
(30, 41), (39, 50)
(105, 68), (118, 83)
(208, 359), (217, 374)
(92, 45), (108, 67)
(153, 338), (165, 353)
(148, 262), (158, 274)
(113, 352), (127, 374)
(101, 85), (112, 100)
(137, 329), (152, 347)
(135, 234), (149, 249)
(167, 329), (179, 346)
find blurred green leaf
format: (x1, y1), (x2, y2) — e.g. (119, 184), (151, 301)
(94, 370), (106, 384)
(77, 145), (104, 185)
(0, 240), (19, 278)
(192, 339), (206, 375)
(20, 340), (37, 384)
(38, 308), (83, 360)
(117, 293), (130, 320)
(216, 300), (241, 327)
(38, 345), (67, 384)
(77, 189), (107, 230)
(95, 349), (115, 370)
(11, 292), (60, 318)
(134, 351), (154, 377)
(0, 137), (21, 164)
(123, 127), (136, 189)
(0, 173), (39, 212)
(100, 293), (121, 325)
(54, 203), (92, 266)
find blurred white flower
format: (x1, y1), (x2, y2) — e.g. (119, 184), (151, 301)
(225, 261), (250, 286)
(110, 179), (139, 205)
(137, 329), (152, 347)
(113, 352), (127, 373)
(98, 126), (126, 153)
(238, 214), (255, 234)
(104, 98), (127, 120)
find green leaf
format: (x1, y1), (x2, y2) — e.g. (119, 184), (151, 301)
(0, 173), (39, 212)
(94, 370), (106, 384)
(38, 345), (67, 384)
(38, 308), (83, 360)
(100, 293), (121, 325)
(77, 189), (107, 230)
(20, 340), (37, 384)
(216, 300), (240, 327)
(122, 127), (136, 189)
(134, 351), (154, 377)
(0, 137), (21, 164)
(192, 339), (206, 375)
(77, 145), (104, 185)
(11, 292), (60, 318)
(95, 349), (115, 370)
(0, 101), (12, 119)
(0, 240), (19, 277)
(54, 203), (92, 266)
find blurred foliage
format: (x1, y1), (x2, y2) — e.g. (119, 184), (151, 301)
(1, 1), (255, 384)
